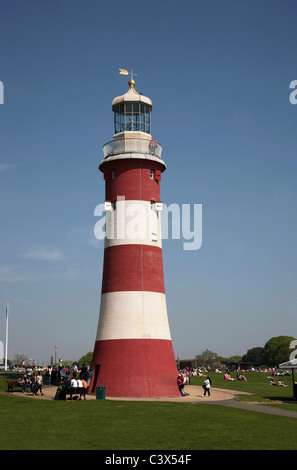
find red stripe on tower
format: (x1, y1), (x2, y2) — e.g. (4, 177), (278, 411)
(90, 77), (179, 397)
(101, 245), (165, 294)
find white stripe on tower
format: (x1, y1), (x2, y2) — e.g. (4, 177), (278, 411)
(104, 200), (162, 249)
(95, 291), (171, 341)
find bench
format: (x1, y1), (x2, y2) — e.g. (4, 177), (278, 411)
(64, 386), (88, 400)
(7, 381), (22, 392)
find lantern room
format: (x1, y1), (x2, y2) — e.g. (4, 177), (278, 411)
(112, 79), (153, 135)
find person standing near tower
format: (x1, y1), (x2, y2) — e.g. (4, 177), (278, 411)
(177, 374), (185, 396)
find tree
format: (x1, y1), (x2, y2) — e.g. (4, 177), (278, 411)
(242, 347), (264, 366)
(227, 355), (242, 363)
(193, 349), (220, 369)
(262, 336), (296, 367)
(77, 352), (93, 368)
(13, 354), (28, 367)
(217, 355), (242, 366)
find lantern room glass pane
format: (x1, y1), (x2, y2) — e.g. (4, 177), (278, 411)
(115, 114), (120, 133)
(114, 103), (151, 134)
(140, 113), (145, 132)
(133, 114), (139, 131)
(132, 103), (140, 114)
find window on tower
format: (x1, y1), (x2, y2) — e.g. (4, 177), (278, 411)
(114, 102), (151, 134)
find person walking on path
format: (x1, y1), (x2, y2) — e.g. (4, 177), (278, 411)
(34, 372), (44, 396)
(202, 377), (211, 397)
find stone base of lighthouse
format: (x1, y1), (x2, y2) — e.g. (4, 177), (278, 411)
(90, 338), (179, 397)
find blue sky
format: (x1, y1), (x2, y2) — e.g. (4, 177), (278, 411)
(0, 0), (297, 365)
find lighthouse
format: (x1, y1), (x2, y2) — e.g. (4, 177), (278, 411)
(91, 75), (179, 397)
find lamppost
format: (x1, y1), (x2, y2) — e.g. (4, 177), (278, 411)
(54, 345), (58, 366)
(4, 303), (9, 371)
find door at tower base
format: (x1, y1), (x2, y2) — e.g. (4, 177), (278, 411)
(91, 338), (179, 397)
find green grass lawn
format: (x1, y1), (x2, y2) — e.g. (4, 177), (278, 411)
(0, 371), (296, 450)
(190, 370), (295, 404)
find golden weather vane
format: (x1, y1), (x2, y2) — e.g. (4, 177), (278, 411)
(119, 68), (138, 86)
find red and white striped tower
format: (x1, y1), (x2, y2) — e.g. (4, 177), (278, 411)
(90, 77), (179, 397)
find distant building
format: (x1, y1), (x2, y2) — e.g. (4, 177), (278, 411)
(226, 361), (257, 371)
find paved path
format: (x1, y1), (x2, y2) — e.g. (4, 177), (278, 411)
(6, 384), (297, 418)
(209, 397), (297, 418)
(6, 384), (240, 402)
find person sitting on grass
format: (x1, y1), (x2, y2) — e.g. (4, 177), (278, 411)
(224, 373), (235, 381)
(277, 380), (288, 387)
(238, 374), (247, 382)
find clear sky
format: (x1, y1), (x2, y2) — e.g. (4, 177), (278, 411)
(0, 0), (297, 365)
